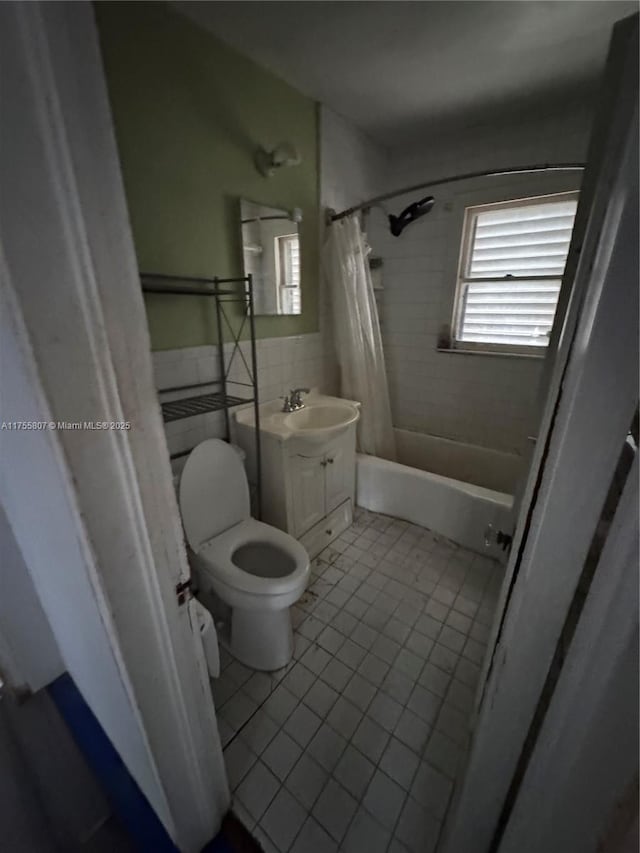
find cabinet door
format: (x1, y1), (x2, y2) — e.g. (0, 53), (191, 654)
(291, 454), (325, 536)
(325, 432), (356, 514)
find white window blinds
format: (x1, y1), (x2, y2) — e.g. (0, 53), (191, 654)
(277, 234), (301, 314)
(456, 193), (578, 350)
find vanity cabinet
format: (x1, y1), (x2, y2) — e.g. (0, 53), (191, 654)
(290, 434), (355, 539)
(234, 398), (358, 559)
(291, 453), (326, 535)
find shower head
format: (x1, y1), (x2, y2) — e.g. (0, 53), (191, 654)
(388, 195), (435, 237)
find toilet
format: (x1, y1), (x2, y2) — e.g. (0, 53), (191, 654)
(179, 439), (310, 671)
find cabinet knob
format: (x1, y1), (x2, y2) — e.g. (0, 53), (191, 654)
(320, 460), (327, 467)
(327, 457), (334, 464)
(325, 529), (333, 536)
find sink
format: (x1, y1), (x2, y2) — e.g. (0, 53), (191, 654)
(234, 392), (361, 445)
(283, 402), (360, 444)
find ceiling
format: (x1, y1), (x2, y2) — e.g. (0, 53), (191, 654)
(175, 1), (636, 146)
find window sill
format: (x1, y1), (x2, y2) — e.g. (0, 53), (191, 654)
(436, 346), (546, 360)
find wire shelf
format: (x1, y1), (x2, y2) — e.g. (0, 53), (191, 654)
(161, 392), (254, 423)
(140, 269), (262, 516)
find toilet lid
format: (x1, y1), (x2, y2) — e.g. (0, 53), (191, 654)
(179, 439), (250, 549)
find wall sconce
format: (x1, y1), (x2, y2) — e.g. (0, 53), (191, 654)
(255, 142), (301, 177)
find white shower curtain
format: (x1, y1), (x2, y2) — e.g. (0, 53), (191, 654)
(323, 215), (396, 461)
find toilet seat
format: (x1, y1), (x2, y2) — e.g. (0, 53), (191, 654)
(196, 518), (309, 611)
(198, 518), (309, 597)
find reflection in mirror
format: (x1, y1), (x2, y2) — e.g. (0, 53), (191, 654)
(241, 199), (302, 315)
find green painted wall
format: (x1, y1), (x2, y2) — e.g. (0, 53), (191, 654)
(95, 1), (319, 350)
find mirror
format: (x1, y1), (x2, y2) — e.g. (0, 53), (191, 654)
(240, 199), (302, 315)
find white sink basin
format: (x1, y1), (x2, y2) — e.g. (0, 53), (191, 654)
(234, 392), (361, 445)
(283, 402), (360, 443)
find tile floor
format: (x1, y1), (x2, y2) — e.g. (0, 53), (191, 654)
(212, 508), (503, 853)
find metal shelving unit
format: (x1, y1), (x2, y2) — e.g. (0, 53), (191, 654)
(142, 272), (262, 517)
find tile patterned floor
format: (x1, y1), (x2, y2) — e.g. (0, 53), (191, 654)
(213, 508), (503, 853)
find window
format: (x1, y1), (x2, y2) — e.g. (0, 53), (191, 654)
(452, 192), (579, 354)
(276, 234), (301, 314)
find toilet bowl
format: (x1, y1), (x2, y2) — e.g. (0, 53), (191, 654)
(179, 439), (310, 671)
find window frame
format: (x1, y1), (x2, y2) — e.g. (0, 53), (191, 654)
(275, 232), (301, 315)
(451, 191), (579, 356)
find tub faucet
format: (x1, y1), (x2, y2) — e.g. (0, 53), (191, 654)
(282, 388), (309, 412)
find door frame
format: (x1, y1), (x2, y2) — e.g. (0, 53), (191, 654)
(440, 14), (638, 853)
(498, 452), (639, 853)
(1, 3), (228, 849)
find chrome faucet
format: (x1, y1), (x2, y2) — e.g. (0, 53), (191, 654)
(282, 387), (309, 412)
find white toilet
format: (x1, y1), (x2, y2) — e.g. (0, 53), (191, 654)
(179, 439), (310, 671)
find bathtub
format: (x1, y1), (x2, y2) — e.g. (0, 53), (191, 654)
(395, 428), (523, 494)
(356, 429), (517, 556)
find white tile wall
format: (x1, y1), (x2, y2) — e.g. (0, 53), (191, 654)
(152, 333), (327, 470)
(366, 104), (594, 453)
(319, 103), (595, 453)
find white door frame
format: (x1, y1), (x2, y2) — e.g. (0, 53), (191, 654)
(441, 14), (638, 853)
(499, 452), (638, 853)
(1, 3), (228, 849)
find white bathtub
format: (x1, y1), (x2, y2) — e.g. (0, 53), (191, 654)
(356, 430), (516, 556)
(395, 428), (523, 494)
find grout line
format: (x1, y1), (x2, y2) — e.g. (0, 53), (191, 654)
(218, 508), (503, 851)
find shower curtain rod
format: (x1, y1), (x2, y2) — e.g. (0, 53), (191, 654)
(329, 162), (585, 222)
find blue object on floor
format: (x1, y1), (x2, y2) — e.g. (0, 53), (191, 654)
(48, 673), (179, 853)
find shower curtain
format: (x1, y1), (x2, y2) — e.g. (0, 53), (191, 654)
(323, 215), (396, 461)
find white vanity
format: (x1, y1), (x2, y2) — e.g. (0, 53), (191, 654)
(234, 393), (360, 558)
